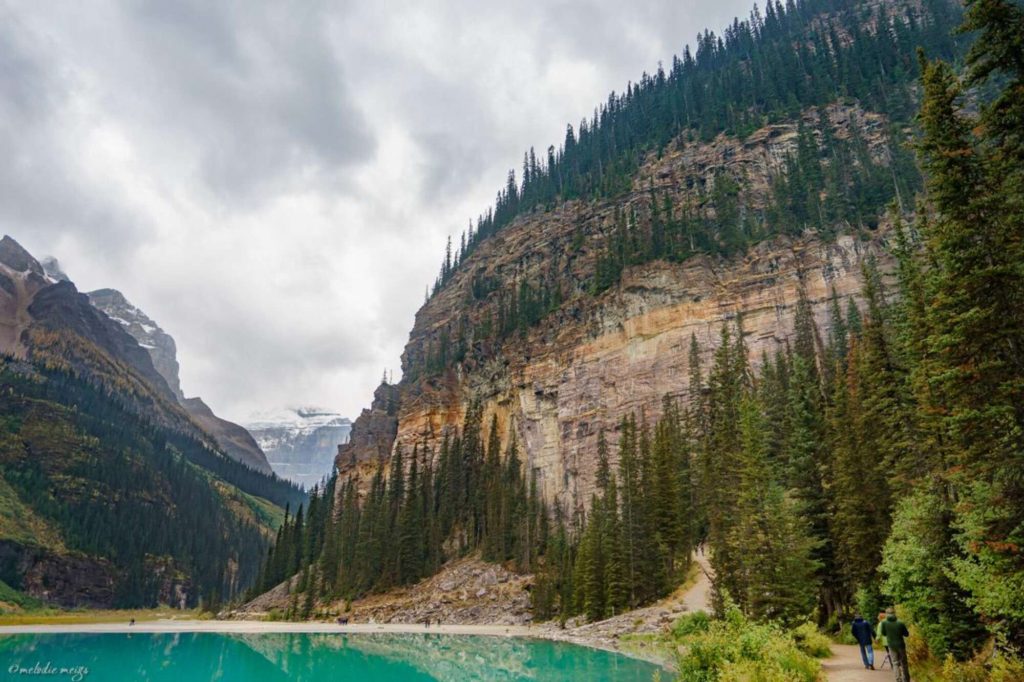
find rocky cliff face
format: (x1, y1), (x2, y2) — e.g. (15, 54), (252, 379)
(402, 232), (891, 515)
(0, 236), (51, 358)
(0, 540), (117, 609)
(87, 288), (185, 402)
(345, 107), (899, 515)
(336, 383), (400, 474)
(246, 408), (351, 489)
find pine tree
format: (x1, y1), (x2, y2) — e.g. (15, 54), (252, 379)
(617, 414), (643, 608)
(730, 395), (820, 625)
(899, 4), (1024, 649)
(702, 325), (746, 611)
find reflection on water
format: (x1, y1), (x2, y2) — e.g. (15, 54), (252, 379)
(0, 632), (662, 681)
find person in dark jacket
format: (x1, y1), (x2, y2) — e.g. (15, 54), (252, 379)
(880, 608), (911, 682)
(851, 614), (875, 669)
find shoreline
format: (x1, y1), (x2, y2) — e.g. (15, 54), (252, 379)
(0, 554), (708, 670)
(0, 619), (672, 668)
(0, 619), (533, 637)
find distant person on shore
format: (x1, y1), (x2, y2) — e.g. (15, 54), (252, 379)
(880, 608), (911, 682)
(851, 614), (875, 670)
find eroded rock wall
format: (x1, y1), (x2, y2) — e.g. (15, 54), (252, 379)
(396, 231), (890, 515)
(345, 106), (899, 515)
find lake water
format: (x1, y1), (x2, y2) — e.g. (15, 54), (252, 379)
(0, 632), (664, 681)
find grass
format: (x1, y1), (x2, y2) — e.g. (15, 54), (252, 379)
(0, 607), (208, 625)
(0, 580), (42, 613)
(241, 490), (286, 530)
(0, 464), (65, 550)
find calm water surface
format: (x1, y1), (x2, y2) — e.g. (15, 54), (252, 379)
(0, 632), (663, 681)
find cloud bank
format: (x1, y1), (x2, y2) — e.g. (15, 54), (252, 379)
(2, 0), (752, 422)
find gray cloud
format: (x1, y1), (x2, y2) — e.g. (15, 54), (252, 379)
(1, 0), (751, 422)
(75, 0), (375, 202)
(0, 7), (147, 251)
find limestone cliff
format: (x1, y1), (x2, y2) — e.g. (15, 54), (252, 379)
(342, 106), (900, 515)
(336, 382), (400, 473)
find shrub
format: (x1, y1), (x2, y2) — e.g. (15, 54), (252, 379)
(938, 652), (1024, 682)
(674, 606), (821, 682)
(792, 622), (832, 658)
(671, 611), (711, 638)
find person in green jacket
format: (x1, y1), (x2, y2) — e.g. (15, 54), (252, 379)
(876, 612), (890, 668)
(880, 608), (911, 682)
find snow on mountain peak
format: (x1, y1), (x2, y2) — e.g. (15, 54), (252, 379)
(244, 406), (352, 488)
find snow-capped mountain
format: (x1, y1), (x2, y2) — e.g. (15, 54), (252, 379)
(245, 407), (351, 489)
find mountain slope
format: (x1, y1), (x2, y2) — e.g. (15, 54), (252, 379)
(85, 287), (273, 474)
(182, 397), (273, 474)
(260, 0), (972, 609)
(0, 236), (304, 608)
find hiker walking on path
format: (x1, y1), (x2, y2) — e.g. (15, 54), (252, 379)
(876, 612), (891, 669)
(851, 614), (875, 670)
(880, 608), (911, 682)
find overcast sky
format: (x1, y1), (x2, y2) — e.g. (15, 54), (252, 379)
(2, 0), (752, 423)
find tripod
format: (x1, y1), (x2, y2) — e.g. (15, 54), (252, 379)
(879, 647), (893, 670)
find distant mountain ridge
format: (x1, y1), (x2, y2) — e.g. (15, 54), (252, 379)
(246, 407), (351, 489)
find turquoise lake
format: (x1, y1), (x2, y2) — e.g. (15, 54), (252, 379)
(0, 633), (664, 681)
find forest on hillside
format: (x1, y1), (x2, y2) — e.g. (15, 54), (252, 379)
(429, 0), (963, 287)
(410, 0), (967, 382)
(0, 357), (306, 608)
(266, 0), (1023, 675)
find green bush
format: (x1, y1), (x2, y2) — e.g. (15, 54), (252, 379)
(792, 622), (832, 658)
(937, 652), (1024, 682)
(673, 606), (821, 682)
(671, 611), (711, 638)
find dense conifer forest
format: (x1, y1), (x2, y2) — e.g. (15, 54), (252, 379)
(0, 356), (306, 607)
(267, 0), (1024, 670)
(429, 0), (965, 294)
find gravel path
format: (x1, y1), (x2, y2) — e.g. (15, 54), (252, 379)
(823, 644), (885, 682)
